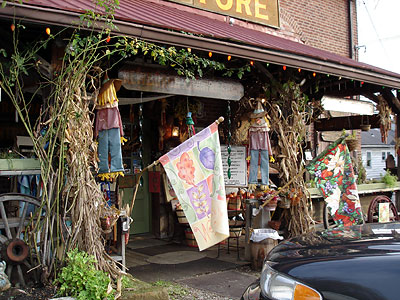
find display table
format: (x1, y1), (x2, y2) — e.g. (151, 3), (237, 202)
(0, 158), (41, 176)
(308, 182), (400, 199)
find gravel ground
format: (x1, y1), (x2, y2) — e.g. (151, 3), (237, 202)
(172, 285), (236, 300)
(164, 265), (260, 300)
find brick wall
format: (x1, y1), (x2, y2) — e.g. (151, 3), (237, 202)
(279, 0), (358, 58)
(159, 0), (358, 58)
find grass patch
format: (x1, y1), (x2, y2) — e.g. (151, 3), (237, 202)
(152, 280), (189, 300)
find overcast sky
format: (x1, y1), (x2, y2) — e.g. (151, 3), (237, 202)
(357, 0), (400, 74)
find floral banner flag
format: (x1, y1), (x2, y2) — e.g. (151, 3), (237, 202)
(306, 137), (363, 226)
(159, 121), (229, 250)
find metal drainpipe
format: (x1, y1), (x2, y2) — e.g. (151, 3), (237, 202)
(349, 0), (354, 59)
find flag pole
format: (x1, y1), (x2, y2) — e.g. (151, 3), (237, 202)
(260, 168), (306, 208)
(128, 159), (159, 216)
(127, 116), (225, 216)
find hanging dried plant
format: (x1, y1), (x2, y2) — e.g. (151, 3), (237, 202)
(377, 95), (392, 143)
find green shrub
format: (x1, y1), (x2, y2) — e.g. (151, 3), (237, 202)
(56, 248), (114, 300)
(381, 170), (398, 188)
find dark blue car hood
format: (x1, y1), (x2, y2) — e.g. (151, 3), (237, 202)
(267, 223), (400, 300)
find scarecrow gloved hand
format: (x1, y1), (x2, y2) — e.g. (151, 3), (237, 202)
(269, 156), (275, 163)
(120, 136), (128, 145)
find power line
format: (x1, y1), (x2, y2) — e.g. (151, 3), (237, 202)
(360, 0), (390, 59)
(374, 0), (381, 10)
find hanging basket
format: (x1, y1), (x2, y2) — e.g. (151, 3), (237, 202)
(100, 204), (120, 233)
(100, 215), (119, 233)
(360, 124), (371, 131)
(345, 138), (359, 152)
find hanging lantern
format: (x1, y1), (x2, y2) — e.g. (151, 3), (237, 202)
(172, 126), (180, 137)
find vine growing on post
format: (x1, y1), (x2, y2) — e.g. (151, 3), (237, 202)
(0, 0), (251, 293)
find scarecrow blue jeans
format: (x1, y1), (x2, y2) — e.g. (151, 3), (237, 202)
(98, 128), (124, 174)
(249, 149), (269, 185)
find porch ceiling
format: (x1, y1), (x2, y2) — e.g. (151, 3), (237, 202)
(2, 0), (400, 91)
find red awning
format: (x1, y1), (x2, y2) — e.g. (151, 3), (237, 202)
(2, 0), (400, 88)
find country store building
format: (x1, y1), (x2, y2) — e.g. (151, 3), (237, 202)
(1, 0), (400, 284)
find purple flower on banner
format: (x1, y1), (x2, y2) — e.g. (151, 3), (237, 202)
(187, 179), (211, 219)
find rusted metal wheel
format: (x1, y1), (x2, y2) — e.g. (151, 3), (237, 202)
(3, 239), (29, 263)
(367, 195), (399, 223)
(0, 193), (44, 287)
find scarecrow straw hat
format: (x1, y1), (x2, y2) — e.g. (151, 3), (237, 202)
(98, 74), (122, 97)
(250, 99), (267, 118)
(97, 74), (123, 106)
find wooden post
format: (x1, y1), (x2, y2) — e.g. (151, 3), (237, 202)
(396, 91), (400, 210)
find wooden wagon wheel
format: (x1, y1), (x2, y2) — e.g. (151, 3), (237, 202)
(367, 195), (399, 223)
(0, 193), (45, 287)
(323, 202), (337, 229)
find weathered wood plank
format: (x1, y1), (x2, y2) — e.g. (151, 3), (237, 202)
(118, 65), (244, 101)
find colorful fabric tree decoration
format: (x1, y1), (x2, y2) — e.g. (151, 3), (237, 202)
(306, 136), (364, 226)
(160, 119), (229, 250)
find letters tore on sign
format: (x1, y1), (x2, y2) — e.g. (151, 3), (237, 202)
(168, 0), (280, 27)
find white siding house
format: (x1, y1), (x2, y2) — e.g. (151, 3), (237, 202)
(361, 128), (396, 180)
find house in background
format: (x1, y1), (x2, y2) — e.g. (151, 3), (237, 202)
(361, 127), (396, 180)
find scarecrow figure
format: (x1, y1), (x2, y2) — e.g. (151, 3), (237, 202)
(94, 74), (126, 181)
(247, 99), (274, 192)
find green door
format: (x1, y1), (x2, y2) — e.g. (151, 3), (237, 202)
(121, 177), (150, 234)
(120, 119), (151, 234)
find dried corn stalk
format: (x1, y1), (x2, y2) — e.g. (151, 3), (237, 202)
(266, 81), (317, 236)
(57, 69), (121, 279)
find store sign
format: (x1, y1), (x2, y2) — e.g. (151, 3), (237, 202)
(168, 0), (279, 27)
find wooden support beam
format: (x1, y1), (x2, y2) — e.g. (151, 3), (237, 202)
(322, 86), (378, 99)
(314, 114), (380, 131)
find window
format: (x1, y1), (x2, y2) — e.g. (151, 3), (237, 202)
(367, 152), (372, 167)
(382, 152), (386, 161)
